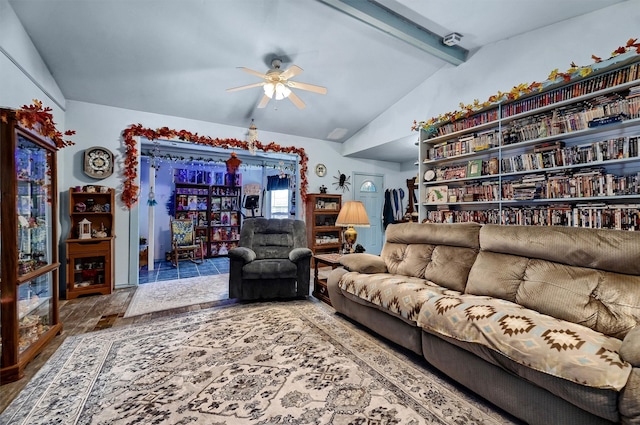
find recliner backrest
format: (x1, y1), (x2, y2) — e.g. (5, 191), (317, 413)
(240, 218), (307, 260)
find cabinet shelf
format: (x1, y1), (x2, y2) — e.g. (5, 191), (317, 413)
(418, 56), (640, 230)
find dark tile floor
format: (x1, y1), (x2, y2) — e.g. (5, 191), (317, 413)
(138, 257), (230, 284)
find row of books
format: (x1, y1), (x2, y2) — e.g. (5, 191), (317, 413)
(427, 100), (640, 162)
(175, 186), (240, 196)
(502, 169), (640, 200)
(209, 241), (238, 257)
(501, 63), (640, 118)
(430, 61), (640, 139)
(427, 169), (640, 203)
(429, 136), (640, 183)
(501, 136), (640, 173)
(427, 130), (499, 160)
(425, 204), (640, 231)
(504, 97), (631, 143)
(434, 109), (499, 136)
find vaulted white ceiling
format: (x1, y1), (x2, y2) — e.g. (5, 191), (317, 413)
(8, 0), (625, 162)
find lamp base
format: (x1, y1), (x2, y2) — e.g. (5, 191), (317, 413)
(343, 226), (357, 253)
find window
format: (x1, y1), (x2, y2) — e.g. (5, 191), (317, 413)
(269, 189), (290, 219)
(360, 180), (377, 192)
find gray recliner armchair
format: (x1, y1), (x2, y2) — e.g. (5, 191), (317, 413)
(228, 218), (312, 300)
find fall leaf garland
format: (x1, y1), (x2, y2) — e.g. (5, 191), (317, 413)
(413, 38), (640, 133)
(121, 124), (309, 209)
(0, 99), (75, 148)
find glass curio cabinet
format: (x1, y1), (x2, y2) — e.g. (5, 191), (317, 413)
(1, 108), (62, 383)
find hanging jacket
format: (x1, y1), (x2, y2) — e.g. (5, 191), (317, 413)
(383, 189), (395, 229)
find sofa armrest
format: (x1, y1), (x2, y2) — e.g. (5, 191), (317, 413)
(289, 247), (312, 263)
(228, 247), (256, 263)
(620, 327), (640, 366)
(340, 253), (387, 274)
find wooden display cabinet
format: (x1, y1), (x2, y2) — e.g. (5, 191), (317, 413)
(1, 109), (63, 383)
(65, 187), (115, 299)
(305, 193), (342, 254)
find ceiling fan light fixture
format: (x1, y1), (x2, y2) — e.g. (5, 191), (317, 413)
(263, 82), (275, 98)
(274, 82), (291, 100)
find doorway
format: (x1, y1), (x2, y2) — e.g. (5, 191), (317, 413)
(352, 172), (384, 255)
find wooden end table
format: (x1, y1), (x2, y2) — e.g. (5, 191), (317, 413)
(313, 253), (343, 305)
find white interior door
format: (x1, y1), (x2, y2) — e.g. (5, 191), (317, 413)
(353, 172), (384, 255)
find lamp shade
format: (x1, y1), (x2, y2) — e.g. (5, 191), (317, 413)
(335, 201), (370, 227)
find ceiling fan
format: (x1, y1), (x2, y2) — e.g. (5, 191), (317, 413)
(226, 58), (327, 109)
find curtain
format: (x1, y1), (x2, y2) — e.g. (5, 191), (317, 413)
(267, 175), (290, 191)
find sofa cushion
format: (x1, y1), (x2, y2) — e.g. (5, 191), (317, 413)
(417, 293), (632, 391)
(478, 224), (640, 275)
(620, 326), (640, 366)
(380, 222), (480, 290)
(339, 253), (388, 274)
(338, 271), (459, 322)
(467, 225), (640, 340)
(383, 222), (482, 249)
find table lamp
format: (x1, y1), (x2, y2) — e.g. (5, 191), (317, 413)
(335, 201), (370, 253)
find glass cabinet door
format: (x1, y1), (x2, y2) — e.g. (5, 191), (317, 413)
(70, 254), (107, 289)
(17, 273), (54, 353)
(16, 134), (53, 277)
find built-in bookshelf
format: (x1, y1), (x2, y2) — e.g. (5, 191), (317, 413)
(419, 55), (640, 230)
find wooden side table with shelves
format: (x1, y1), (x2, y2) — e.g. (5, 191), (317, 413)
(312, 253), (344, 305)
(65, 186), (115, 299)
(305, 193), (342, 254)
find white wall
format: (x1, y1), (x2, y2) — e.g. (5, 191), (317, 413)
(0, 0), (65, 112)
(343, 0), (640, 155)
(62, 101), (409, 287)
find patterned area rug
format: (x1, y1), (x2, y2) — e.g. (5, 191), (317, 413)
(124, 274), (230, 317)
(1, 301), (517, 424)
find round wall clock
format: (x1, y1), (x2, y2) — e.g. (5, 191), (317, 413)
(315, 163), (327, 177)
(83, 147), (114, 179)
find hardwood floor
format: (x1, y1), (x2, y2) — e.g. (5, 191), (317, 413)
(0, 287), (236, 413)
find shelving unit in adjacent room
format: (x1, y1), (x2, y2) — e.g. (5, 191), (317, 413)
(173, 171), (242, 258)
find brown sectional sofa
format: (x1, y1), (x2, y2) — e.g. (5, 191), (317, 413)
(327, 222), (640, 425)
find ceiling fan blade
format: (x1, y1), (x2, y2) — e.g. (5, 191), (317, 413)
(226, 81), (266, 92)
(257, 94), (271, 109)
(239, 67), (268, 79)
(287, 91), (306, 109)
(287, 80), (327, 95)
(280, 65), (303, 80)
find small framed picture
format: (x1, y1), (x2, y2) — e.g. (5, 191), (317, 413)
(426, 185), (448, 203)
(466, 159), (483, 178)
